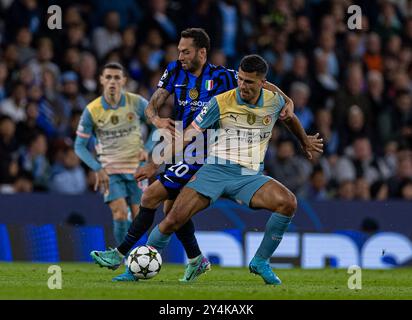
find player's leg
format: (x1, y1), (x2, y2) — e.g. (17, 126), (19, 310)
(146, 186), (210, 250)
(108, 198), (130, 246)
(114, 180), (169, 256)
(247, 179), (297, 285)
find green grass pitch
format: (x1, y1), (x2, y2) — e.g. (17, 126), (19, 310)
(1, 262), (412, 300)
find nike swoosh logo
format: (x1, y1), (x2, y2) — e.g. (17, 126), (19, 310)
(174, 84), (187, 87)
(164, 175), (174, 183)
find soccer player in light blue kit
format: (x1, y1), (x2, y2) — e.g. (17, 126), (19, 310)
(74, 62), (155, 246)
(144, 55), (324, 285)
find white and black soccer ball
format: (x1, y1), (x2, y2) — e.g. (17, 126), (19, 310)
(127, 245), (162, 279)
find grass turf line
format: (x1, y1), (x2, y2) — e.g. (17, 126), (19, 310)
(0, 262), (411, 300)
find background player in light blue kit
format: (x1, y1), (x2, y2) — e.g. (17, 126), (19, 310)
(75, 62), (155, 247)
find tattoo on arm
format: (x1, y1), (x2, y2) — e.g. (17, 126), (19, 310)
(145, 88), (170, 120)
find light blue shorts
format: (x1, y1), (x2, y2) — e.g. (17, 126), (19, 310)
(104, 174), (143, 205)
(185, 162), (273, 206)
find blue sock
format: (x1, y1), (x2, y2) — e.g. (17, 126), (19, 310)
(113, 220), (130, 246)
(147, 225), (172, 252)
(254, 212), (293, 261)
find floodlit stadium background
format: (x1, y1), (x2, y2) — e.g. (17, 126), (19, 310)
(0, 0), (412, 268)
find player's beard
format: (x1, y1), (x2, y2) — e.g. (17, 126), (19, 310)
(187, 52), (202, 74)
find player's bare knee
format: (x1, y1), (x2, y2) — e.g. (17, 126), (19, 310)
(163, 213), (181, 233)
(141, 190), (160, 209)
(112, 208), (128, 221)
(274, 192), (297, 217)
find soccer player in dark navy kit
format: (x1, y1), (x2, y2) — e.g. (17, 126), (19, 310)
(91, 28), (294, 282)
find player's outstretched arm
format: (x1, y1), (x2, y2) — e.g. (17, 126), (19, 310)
(281, 114), (323, 160)
(264, 81), (294, 120)
(145, 88), (176, 135)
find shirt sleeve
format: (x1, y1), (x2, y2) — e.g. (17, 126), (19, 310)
(157, 61), (179, 94)
(76, 108), (94, 139)
(74, 108), (101, 171)
(192, 97), (220, 131)
(273, 93), (286, 120)
(226, 69), (238, 90)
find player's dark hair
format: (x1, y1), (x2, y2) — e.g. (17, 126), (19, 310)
(181, 28), (210, 54)
(239, 54), (268, 77)
(100, 62), (125, 76)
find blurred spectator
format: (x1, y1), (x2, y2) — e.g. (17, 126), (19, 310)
(311, 52), (338, 108)
(281, 53), (311, 95)
(0, 115), (19, 186)
(387, 150), (412, 197)
(142, 0), (178, 44)
(338, 105), (374, 154)
(18, 132), (50, 191)
(370, 180), (389, 200)
(49, 147), (87, 194)
(310, 108), (339, 156)
(289, 81), (313, 131)
(314, 31), (339, 78)
(0, 81), (27, 122)
(28, 37), (60, 84)
(354, 177), (371, 200)
(0, 62), (9, 102)
(334, 136), (392, 185)
(337, 180), (355, 200)
(363, 32), (383, 72)
(302, 165), (329, 200)
(78, 52), (98, 101)
(15, 101), (44, 146)
(14, 27), (36, 65)
(92, 10), (122, 60)
(5, 0), (41, 41)
(55, 71), (87, 135)
(333, 63), (371, 129)
(265, 139), (310, 196)
(399, 178), (412, 200)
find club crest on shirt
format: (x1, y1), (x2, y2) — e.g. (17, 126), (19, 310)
(189, 88), (199, 100)
(247, 113), (256, 125)
(127, 112), (135, 122)
(263, 115), (272, 126)
(111, 115), (119, 125)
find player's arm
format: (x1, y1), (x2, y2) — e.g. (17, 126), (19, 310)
(280, 114), (323, 160)
(74, 109), (109, 193)
(263, 81), (294, 120)
(145, 88), (174, 132)
(135, 97), (220, 181)
(145, 62), (179, 135)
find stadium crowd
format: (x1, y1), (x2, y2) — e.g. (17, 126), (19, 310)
(0, 0), (412, 201)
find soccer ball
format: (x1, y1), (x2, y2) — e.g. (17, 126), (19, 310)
(127, 245), (162, 279)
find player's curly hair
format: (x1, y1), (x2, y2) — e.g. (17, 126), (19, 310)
(181, 28), (210, 54)
(240, 54), (268, 77)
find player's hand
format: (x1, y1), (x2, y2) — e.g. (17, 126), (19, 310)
(152, 116), (177, 138)
(301, 133), (323, 160)
(134, 162), (159, 181)
(279, 98), (294, 121)
(94, 168), (110, 194)
(137, 150), (149, 162)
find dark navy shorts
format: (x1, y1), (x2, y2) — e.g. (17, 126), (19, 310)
(157, 160), (203, 199)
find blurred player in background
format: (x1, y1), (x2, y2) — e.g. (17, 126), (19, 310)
(91, 28), (295, 282)
(74, 62), (155, 247)
(144, 54), (323, 285)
